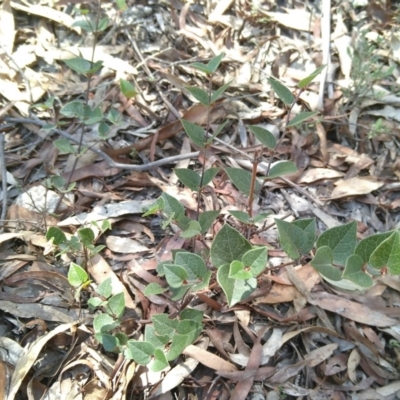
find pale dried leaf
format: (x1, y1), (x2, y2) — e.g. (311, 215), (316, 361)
(299, 168), (343, 184)
(254, 265), (320, 304)
(106, 236), (149, 254)
(0, 0), (15, 53)
(58, 200), (154, 226)
(183, 342), (237, 372)
(10, 1), (80, 33)
(7, 321), (79, 399)
(311, 292), (397, 327)
(330, 177), (384, 199)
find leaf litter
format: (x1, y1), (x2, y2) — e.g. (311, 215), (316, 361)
(0, 0), (400, 399)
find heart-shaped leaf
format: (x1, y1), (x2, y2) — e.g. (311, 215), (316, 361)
(217, 264), (257, 307)
(310, 246), (342, 281)
(342, 254), (373, 287)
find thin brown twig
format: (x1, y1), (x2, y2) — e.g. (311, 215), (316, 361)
(0, 134), (7, 232)
(5, 116), (199, 171)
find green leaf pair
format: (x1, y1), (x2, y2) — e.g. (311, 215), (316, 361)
(211, 224), (268, 307)
(124, 309), (203, 371)
(152, 252), (211, 301)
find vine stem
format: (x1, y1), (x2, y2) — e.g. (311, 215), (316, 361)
(54, 0), (103, 214)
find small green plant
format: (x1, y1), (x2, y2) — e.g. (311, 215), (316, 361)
(341, 29), (395, 113)
(46, 220), (111, 261)
(143, 55), (327, 306)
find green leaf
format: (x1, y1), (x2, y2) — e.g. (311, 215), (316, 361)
(86, 60), (103, 75)
(225, 167), (261, 196)
(96, 277), (112, 298)
(170, 285), (191, 301)
(268, 161), (298, 179)
(97, 17), (109, 32)
(191, 270), (211, 292)
(217, 264), (257, 307)
(68, 262), (89, 287)
(116, 0), (127, 11)
(181, 119), (206, 147)
(316, 221), (357, 265)
(160, 192), (185, 221)
(247, 125), (276, 149)
(88, 297), (104, 310)
(198, 210), (219, 234)
(152, 314), (178, 338)
(291, 218), (316, 254)
(54, 138), (75, 154)
(60, 100), (86, 119)
(298, 65), (326, 89)
(211, 224), (252, 268)
(229, 211), (251, 224)
(150, 348), (169, 372)
(180, 220), (202, 239)
(207, 121), (229, 144)
(144, 282), (168, 296)
(206, 52), (225, 74)
(115, 333), (128, 346)
(190, 62), (213, 75)
(62, 58), (100, 75)
(84, 106), (103, 125)
(95, 333), (118, 352)
(253, 212), (271, 223)
(275, 218), (315, 260)
(268, 77), (294, 105)
(107, 108), (122, 125)
(275, 219), (306, 260)
(46, 226), (67, 246)
(310, 246), (342, 281)
(98, 121), (110, 139)
(174, 252), (208, 282)
(120, 79), (138, 98)
(355, 231), (394, 264)
(164, 264), (188, 288)
(342, 254), (373, 288)
(106, 292), (125, 318)
(166, 320), (202, 361)
(53, 138), (75, 154)
(210, 80), (232, 103)
(180, 308), (203, 323)
(175, 169), (201, 191)
(78, 227), (95, 247)
(242, 246), (268, 276)
(191, 53), (225, 75)
(370, 231), (400, 274)
(185, 86), (210, 106)
(145, 325), (170, 349)
(203, 167), (219, 186)
(287, 111), (318, 127)
(125, 340), (155, 365)
(229, 260), (252, 280)
(93, 313), (120, 333)
(91, 244), (105, 256)
(48, 175), (65, 190)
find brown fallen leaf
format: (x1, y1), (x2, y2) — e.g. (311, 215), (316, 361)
(183, 343), (238, 372)
(311, 291), (397, 327)
(330, 177), (384, 199)
(254, 264), (320, 304)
